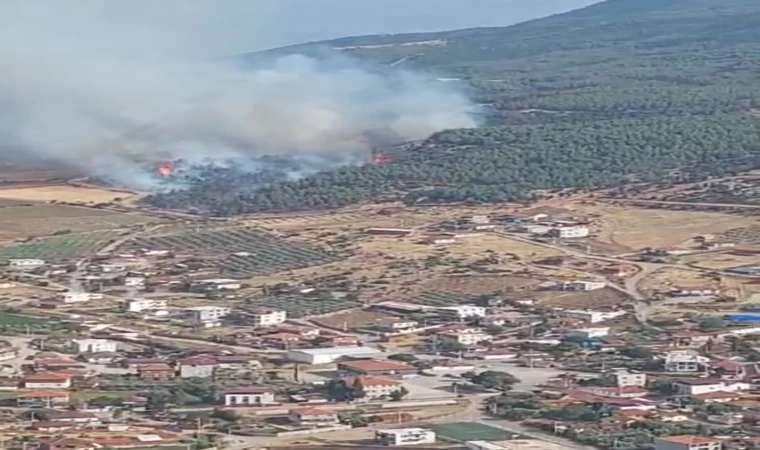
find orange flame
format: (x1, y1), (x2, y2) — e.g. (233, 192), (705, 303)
(156, 162), (174, 177)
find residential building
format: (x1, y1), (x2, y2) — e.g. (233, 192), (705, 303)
(343, 376), (403, 399)
(567, 327), (610, 339)
(124, 277), (145, 287)
(188, 306), (231, 326)
(375, 428), (436, 446)
(671, 379), (751, 396)
(560, 309), (627, 324)
(223, 387), (275, 406)
(288, 407), (339, 427)
(190, 279), (242, 292)
(178, 356), (216, 378)
(370, 319), (419, 332)
(123, 298), (167, 313)
(73, 339), (117, 354)
(286, 346), (384, 365)
(612, 370), (647, 387)
(0, 345), (18, 361)
(137, 364), (175, 380)
(57, 293), (103, 304)
(249, 308), (287, 327)
(8, 259), (45, 269)
(664, 352), (709, 373)
(216, 355), (261, 370)
(552, 226), (590, 239)
(655, 436), (722, 450)
(437, 305), (487, 319)
(337, 359), (417, 377)
(16, 391), (70, 408)
(561, 281), (606, 291)
(439, 329), (493, 347)
(23, 373), (72, 389)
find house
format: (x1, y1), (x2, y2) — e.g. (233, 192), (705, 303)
(693, 391), (741, 404)
(190, 279), (242, 293)
(611, 370), (647, 387)
(263, 332), (303, 349)
(343, 376), (403, 399)
(73, 339), (117, 354)
(370, 319), (419, 333)
(288, 407), (339, 427)
(123, 298), (167, 313)
(223, 387), (275, 406)
(560, 309), (627, 323)
(667, 332), (713, 348)
(23, 373), (72, 389)
(551, 225), (590, 239)
(124, 277), (145, 287)
(286, 346), (384, 365)
(439, 329), (493, 347)
(216, 355), (261, 370)
(664, 352), (709, 372)
(32, 421), (78, 432)
(57, 293), (103, 304)
(671, 379), (751, 396)
(437, 305), (486, 319)
(655, 436), (722, 450)
(567, 327), (610, 339)
(375, 428), (436, 446)
(561, 281), (607, 291)
(670, 287), (720, 297)
(8, 259), (45, 269)
(337, 359), (417, 377)
(187, 306), (231, 326)
(249, 308), (287, 327)
(583, 386), (650, 399)
(137, 364), (175, 380)
(80, 352), (119, 364)
(16, 391), (70, 408)
(36, 409), (100, 424)
(178, 356), (216, 378)
(0, 345), (19, 361)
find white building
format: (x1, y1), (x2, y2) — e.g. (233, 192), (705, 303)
(124, 277), (145, 287)
(561, 309), (627, 324)
(57, 293), (103, 304)
(440, 330), (493, 346)
(671, 380), (750, 396)
(286, 346), (384, 365)
(8, 259), (45, 269)
(568, 327), (610, 339)
(375, 428), (436, 446)
(192, 279), (242, 292)
(123, 298), (167, 313)
(655, 436), (721, 450)
(188, 306), (231, 325)
(438, 305), (487, 319)
(346, 376), (403, 399)
(223, 388), (275, 406)
(73, 339), (117, 354)
(561, 280), (606, 291)
(664, 352), (709, 373)
(249, 308), (287, 327)
(553, 226), (590, 239)
(612, 370), (647, 387)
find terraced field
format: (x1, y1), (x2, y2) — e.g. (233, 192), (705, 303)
(242, 293), (361, 318)
(0, 230), (123, 262)
(129, 227), (342, 277)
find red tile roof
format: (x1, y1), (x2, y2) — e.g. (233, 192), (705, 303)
(338, 359), (415, 372)
(657, 436), (720, 445)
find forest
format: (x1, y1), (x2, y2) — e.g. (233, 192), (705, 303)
(144, 0), (760, 215)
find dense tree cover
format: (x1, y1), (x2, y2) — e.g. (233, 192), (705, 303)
(145, 115), (760, 214)
(145, 0), (760, 215)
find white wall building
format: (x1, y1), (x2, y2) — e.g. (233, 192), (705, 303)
(561, 309), (627, 323)
(556, 226), (590, 239)
(124, 277), (145, 287)
(664, 352), (710, 373)
(250, 309), (287, 327)
(286, 346), (384, 365)
(123, 299), (167, 313)
(440, 330), (493, 346)
(655, 436), (721, 450)
(8, 259), (45, 269)
(188, 306), (231, 325)
(223, 388), (275, 406)
(57, 293), (103, 304)
(438, 305), (487, 319)
(73, 339), (117, 354)
(613, 370), (647, 387)
(375, 428), (436, 446)
(561, 281), (606, 291)
(568, 327), (610, 339)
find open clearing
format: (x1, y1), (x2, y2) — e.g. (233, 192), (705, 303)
(570, 201), (750, 250)
(0, 204), (158, 242)
(535, 287), (629, 309)
(0, 185), (136, 204)
(429, 422), (516, 442)
(0, 230), (124, 262)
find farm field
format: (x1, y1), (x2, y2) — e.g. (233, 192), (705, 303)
(311, 310), (398, 330)
(638, 268), (718, 295)
(241, 293), (361, 318)
(0, 185), (135, 204)
(717, 226), (760, 245)
(429, 422), (516, 442)
(129, 227), (342, 277)
(0, 204), (158, 241)
(0, 230), (123, 262)
(535, 287), (629, 309)
(0, 312), (61, 331)
(680, 251), (760, 270)
(570, 201), (750, 250)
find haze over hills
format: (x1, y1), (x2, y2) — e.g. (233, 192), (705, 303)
(147, 0), (760, 215)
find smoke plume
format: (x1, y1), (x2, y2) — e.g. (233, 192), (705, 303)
(0, 1), (477, 190)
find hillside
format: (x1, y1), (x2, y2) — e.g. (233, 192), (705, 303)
(146, 0), (760, 215)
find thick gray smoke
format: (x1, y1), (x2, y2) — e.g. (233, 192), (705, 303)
(0, 1), (477, 190)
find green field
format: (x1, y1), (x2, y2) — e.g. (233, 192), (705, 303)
(0, 230), (122, 261)
(429, 422), (517, 442)
(0, 312), (61, 331)
(417, 291), (481, 307)
(0, 205), (159, 236)
(130, 227), (341, 277)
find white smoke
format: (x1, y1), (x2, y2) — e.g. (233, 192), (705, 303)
(0, 1), (477, 190)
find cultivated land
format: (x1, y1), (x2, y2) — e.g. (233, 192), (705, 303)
(0, 185), (137, 204)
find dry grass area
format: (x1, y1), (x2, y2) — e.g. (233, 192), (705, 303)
(358, 234), (562, 260)
(0, 185), (136, 204)
(0, 204), (158, 242)
(535, 287), (629, 309)
(417, 274), (540, 295)
(311, 310), (398, 330)
(568, 201), (750, 250)
(680, 251), (760, 270)
(638, 268), (719, 294)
